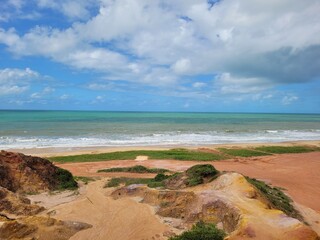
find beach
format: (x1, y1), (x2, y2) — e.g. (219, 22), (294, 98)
(1, 111), (320, 151)
(7, 140), (320, 157)
(1, 110), (320, 239)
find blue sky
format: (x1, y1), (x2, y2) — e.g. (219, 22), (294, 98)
(0, 0), (319, 113)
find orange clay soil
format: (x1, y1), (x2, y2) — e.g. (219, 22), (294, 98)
(56, 152), (320, 213)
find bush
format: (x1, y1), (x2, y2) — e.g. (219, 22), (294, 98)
(98, 165), (169, 174)
(246, 177), (303, 221)
(105, 174), (167, 188)
(154, 173), (169, 182)
(55, 168), (78, 190)
(169, 221), (226, 240)
(186, 164), (219, 187)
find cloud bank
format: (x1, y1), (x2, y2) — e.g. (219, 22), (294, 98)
(0, 0), (319, 111)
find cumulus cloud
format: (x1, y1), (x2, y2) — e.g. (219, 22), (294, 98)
(0, 68), (39, 96)
(282, 95), (299, 105)
(172, 58), (191, 74)
(214, 73), (273, 94)
(36, 0), (98, 20)
(192, 82), (207, 88)
(30, 87), (55, 99)
(0, 0), (319, 100)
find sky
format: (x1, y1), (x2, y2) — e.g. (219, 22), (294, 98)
(0, 0), (319, 113)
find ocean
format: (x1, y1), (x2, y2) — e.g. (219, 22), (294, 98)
(0, 110), (319, 149)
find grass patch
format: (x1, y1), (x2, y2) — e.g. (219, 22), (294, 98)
(55, 168), (78, 190)
(97, 165), (170, 174)
(49, 149), (226, 163)
(246, 177), (303, 221)
(169, 221), (226, 240)
(74, 176), (95, 185)
(105, 173), (170, 188)
(105, 164), (220, 189)
(254, 145), (319, 154)
(218, 148), (271, 157)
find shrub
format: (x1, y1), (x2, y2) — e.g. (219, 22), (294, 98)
(55, 168), (78, 190)
(98, 165), (169, 174)
(154, 173), (169, 182)
(246, 177), (303, 221)
(185, 164), (219, 187)
(169, 221), (226, 240)
(73, 176), (95, 185)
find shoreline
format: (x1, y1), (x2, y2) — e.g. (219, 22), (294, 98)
(3, 140), (320, 157)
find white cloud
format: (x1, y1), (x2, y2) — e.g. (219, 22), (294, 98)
(192, 82), (207, 88)
(214, 73), (273, 94)
(91, 95), (105, 104)
(0, 67), (38, 82)
(36, 0), (97, 20)
(282, 95), (299, 105)
(0, 0), (319, 97)
(0, 0), (40, 22)
(0, 68), (39, 96)
(30, 86), (55, 99)
(172, 58), (191, 74)
(0, 85), (28, 96)
(59, 94), (69, 100)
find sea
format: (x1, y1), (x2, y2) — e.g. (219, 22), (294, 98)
(0, 110), (319, 149)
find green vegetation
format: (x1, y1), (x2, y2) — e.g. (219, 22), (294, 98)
(185, 164), (219, 186)
(74, 176), (95, 185)
(48, 145), (319, 164)
(246, 177), (303, 221)
(49, 149), (226, 163)
(254, 145), (319, 154)
(105, 173), (170, 188)
(218, 148), (271, 157)
(106, 164), (220, 189)
(97, 165), (170, 174)
(55, 168), (78, 190)
(169, 221), (226, 240)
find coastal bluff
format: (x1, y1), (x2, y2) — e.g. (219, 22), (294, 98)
(0, 150), (77, 193)
(0, 151), (91, 240)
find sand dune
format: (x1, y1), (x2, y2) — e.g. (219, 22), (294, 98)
(38, 180), (174, 240)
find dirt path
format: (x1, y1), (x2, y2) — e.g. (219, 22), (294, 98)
(43, 180), (172, 240)
(56, 152), (320, 213)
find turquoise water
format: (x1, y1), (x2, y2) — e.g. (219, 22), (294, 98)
(0, 110), (319, 149)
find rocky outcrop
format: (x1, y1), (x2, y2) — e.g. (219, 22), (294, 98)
(0, 216), (92, 240)
(111, 172), (319, 240)
(0, 151), (90, 240)
(0, 186), (44, 216)
(0, 150), (77, 193)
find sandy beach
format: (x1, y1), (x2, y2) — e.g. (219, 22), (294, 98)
(7, 140), (320, 157)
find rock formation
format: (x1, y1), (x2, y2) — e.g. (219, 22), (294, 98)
(0, 186), (44, 216)
(0, 150), (77, 193)
(0, 151), (90, 240)
(111, 172), (319, 240)
(0, 216), (92, 240)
